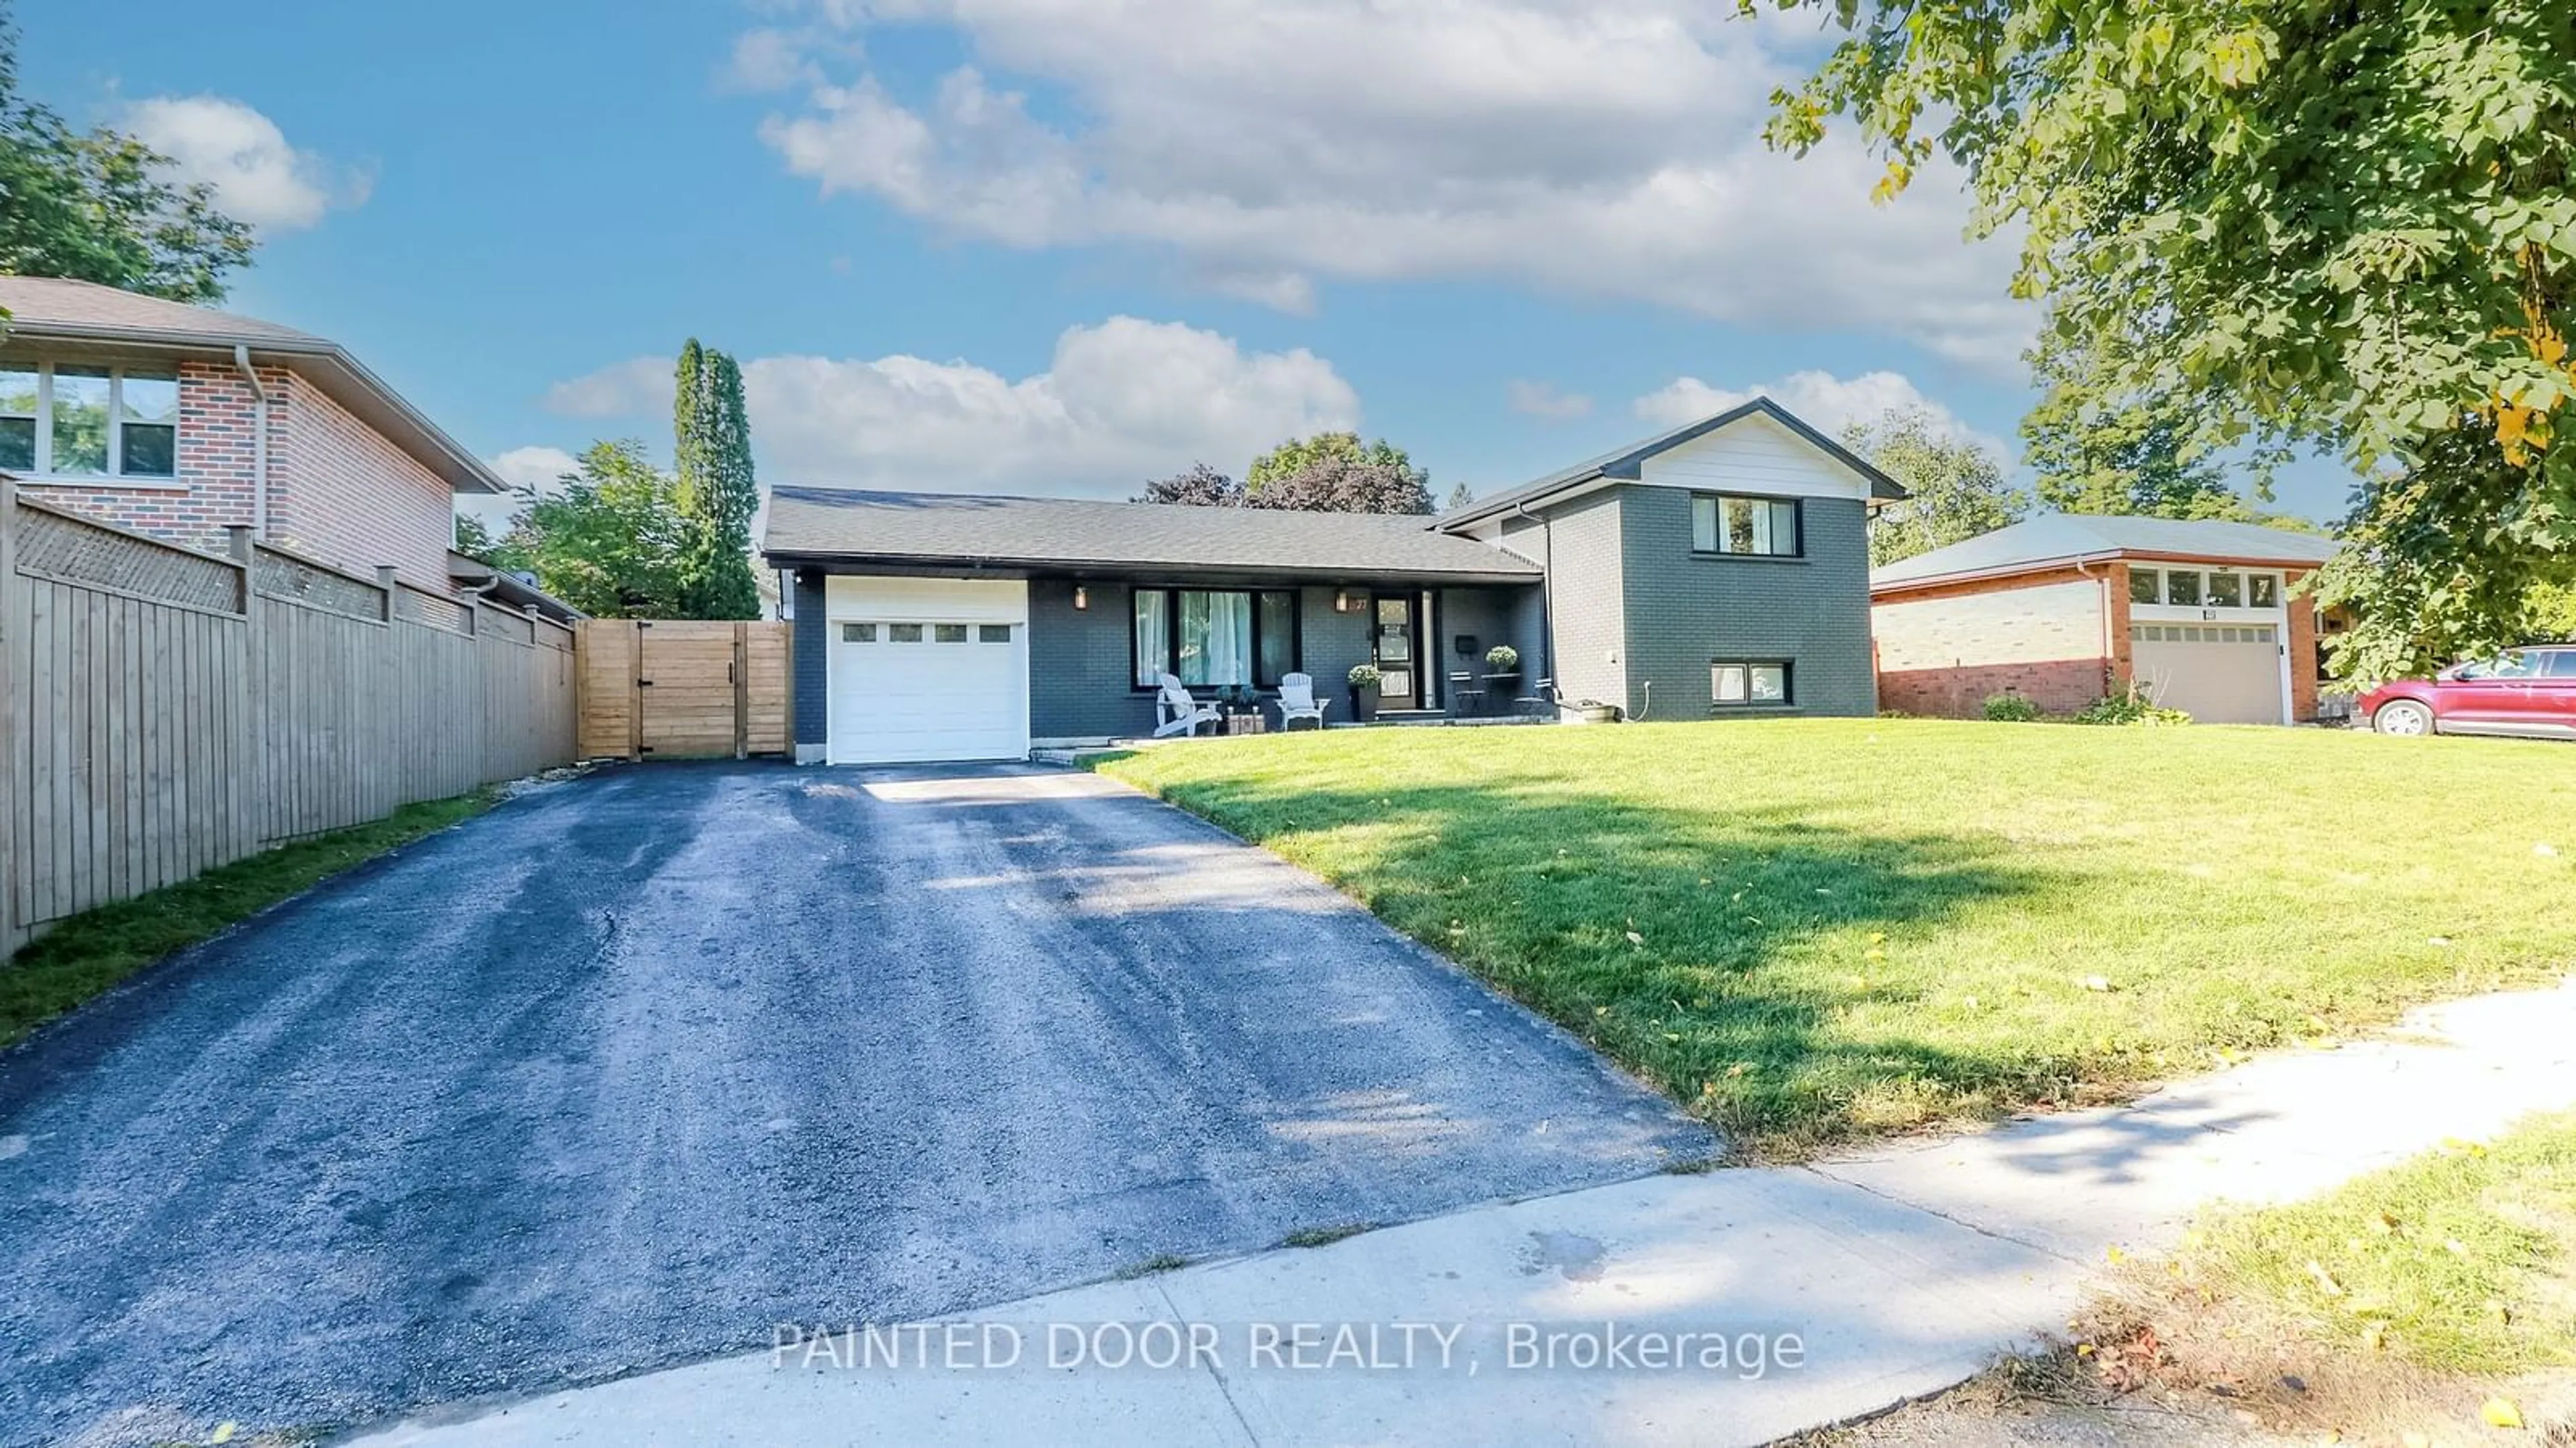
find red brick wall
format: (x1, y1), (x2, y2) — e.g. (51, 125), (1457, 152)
(1872, 566), (2114, 717)
(2286, 569), (2320, 721)
(19, 356), (459, 592)
(274, 379), (457, 588)
(15, 360), (286, 555)
(1879, 658), (2110, 717)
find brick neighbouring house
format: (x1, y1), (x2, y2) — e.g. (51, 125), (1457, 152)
(0, 276), (504, 592)
(1870, 515), (2342, 725)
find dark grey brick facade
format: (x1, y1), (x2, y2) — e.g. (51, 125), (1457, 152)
(1613, 486), (1876, 718)
(1017, 578), (1535, 740)
(790, 481), (1874, 753)
(792, 569), (827, 758)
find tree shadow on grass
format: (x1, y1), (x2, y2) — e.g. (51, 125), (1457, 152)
(1123, 770), (2103, 1155)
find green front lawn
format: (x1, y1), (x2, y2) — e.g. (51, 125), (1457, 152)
(2176, 1109), (2576, 1377)
(1098, 720), (2576, 1154)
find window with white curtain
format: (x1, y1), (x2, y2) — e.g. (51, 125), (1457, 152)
(1132, 588), (1299, 688)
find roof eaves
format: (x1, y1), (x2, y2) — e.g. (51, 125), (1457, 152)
(1, 317), (506, 496)
(1872, 544), (2339, 595)
(1435, 397), (1908, 532)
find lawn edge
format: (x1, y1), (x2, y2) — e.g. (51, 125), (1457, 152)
(0, 784), (507, 1052)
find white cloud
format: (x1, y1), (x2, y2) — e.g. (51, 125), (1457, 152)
(1633, 368), (2015, 461)
(724, 28), (818, 91)
(455, 446), (583, 537)
(542, 356), (674, 419)
(747, 2), (2032, 368)
(540, 317), (1360, 497)
(488, 445), (584, 492)
(123, 96), (367, 230)
(1507, 379), (1593, 421)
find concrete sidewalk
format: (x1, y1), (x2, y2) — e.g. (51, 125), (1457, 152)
(350, 978), (2576, 1448)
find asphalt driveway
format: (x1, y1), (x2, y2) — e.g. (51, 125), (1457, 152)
(0, 761), (1707, 1445)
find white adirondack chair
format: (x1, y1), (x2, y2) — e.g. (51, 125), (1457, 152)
(1277, 672), (1330, 730)
(1152, 674), (1223, 738)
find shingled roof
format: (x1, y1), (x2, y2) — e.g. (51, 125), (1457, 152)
(1872, 514), (2341, 591)
(0, 277), (502, 495)
(763, 486), (1544, 583)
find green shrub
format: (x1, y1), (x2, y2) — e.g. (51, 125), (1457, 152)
(2075, 685), (2192, 727)
(1485, 643), (1519, 673)
(1982, 692), (2043, 723)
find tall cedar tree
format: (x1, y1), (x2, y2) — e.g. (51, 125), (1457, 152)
(672, 340), (762, 619)
(0, 5), (254, 304)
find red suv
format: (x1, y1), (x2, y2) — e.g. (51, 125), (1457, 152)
(2359, 645), (2576, 739)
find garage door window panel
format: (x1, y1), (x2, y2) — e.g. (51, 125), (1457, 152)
(842, 623), (875, 643)
(934, 623), (969, 643)
(979, 624), (1012, 643)
(889, 623), (924, 642)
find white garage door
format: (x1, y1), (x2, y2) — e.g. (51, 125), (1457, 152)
(2131, 623), (2285, 725)
(826, 577), (1030, 764)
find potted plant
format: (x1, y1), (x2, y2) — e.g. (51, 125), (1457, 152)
(1347, 663), (1383, 723)
(1481, 644), (1521, 714)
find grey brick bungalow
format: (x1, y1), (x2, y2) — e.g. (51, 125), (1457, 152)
(761, 399), (1905, 764)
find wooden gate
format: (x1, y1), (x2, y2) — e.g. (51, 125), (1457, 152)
(575, 619), (790, 760)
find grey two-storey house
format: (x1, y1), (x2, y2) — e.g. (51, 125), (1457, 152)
(762, 399), (1904, 764)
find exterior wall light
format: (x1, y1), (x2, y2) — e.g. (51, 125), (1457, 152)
(1074, 585), (1089, 610)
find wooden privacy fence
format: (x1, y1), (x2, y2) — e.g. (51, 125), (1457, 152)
(574, 619), (790, 761)
(0, 489), (578, 954)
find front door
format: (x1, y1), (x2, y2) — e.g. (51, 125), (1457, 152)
(1372, 594), (1419, 709)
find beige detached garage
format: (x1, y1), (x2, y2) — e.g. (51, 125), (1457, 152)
(1870, 515), (2340, 724)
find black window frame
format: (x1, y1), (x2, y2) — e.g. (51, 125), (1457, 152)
(1688, 492), (1805, 560)
(1709, 658), (1794, 709)
(1129, 586), (1303, 692)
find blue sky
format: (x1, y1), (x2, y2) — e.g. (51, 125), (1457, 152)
(21, 1), (2351, 523)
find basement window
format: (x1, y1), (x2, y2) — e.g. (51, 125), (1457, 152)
(1711, 660), (1791, 707)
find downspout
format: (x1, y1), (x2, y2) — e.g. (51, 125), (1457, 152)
(2074, 553), (2116, 696)
(232, 346), (271, 541)
(1513, 500), (1555, 706)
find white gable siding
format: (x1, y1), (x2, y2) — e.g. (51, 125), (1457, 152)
(1635, 413), (1872, 501)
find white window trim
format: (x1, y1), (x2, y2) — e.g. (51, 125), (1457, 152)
(0, 360), (186, 489)
(2131, 566), (2290, 620)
